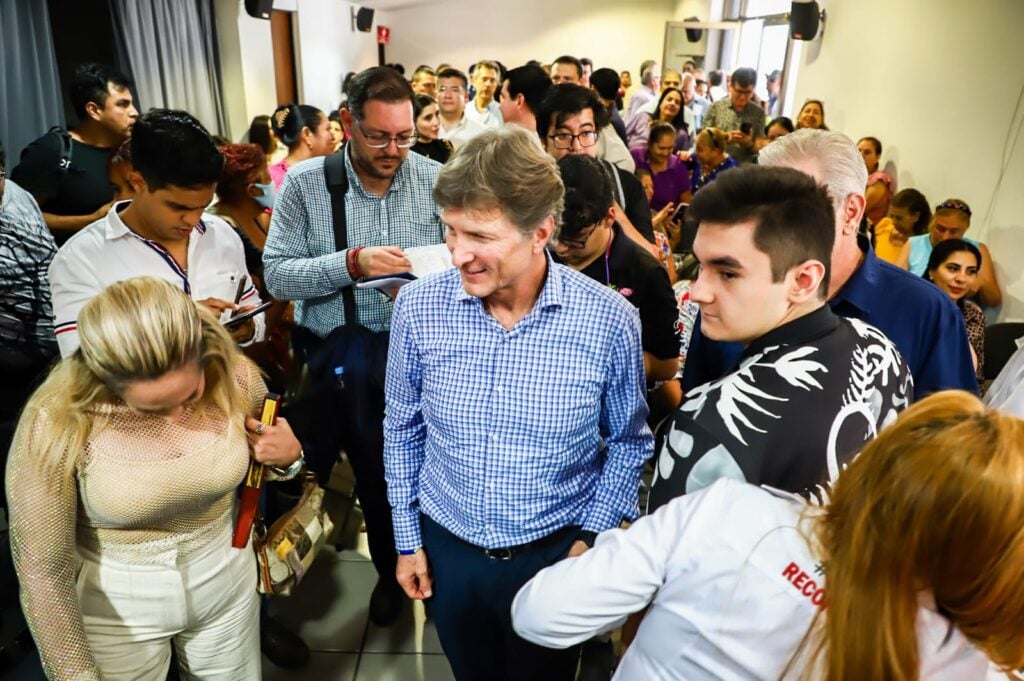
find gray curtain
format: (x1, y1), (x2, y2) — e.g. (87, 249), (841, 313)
(0, 1), (64, 162)
(109, 0), (227, 135)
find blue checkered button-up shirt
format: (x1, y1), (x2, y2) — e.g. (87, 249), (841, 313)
(263, 149), (444, 336)
(384, 257), (654, 550)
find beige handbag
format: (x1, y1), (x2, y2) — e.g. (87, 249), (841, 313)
(253, 473), (335, 596)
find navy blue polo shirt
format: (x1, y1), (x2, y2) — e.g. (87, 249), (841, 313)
(682, 237), (978, 399)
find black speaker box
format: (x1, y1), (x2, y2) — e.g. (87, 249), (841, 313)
(684, 16), (702, 43)
(355, 7), (374, 32)
(244, 0), (273, 20)
(790, 1), (820, 40)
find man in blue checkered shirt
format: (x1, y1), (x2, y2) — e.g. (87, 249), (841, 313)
(384, 126), (653, 680)
(263, 67), (444, 627)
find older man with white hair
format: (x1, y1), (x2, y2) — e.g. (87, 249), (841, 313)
(681, 128), (977, 399)
(626, 63), (660, 120)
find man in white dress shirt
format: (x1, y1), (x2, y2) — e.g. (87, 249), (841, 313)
(465, 60), (503, 129)
(49, 109), (263, 357)
(437, 67), (488, 151)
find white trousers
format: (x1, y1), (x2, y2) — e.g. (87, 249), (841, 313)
(76, 523), (260, 680)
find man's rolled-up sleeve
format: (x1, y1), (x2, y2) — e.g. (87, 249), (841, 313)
(582, 309), (653, 532)
(383, 293), (428, 550)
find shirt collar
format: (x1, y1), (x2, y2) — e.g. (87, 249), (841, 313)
(103, 200), (207, 241)
(455, 250), (565, 312)
(830, 234), (878, 315)
(741, 304), (840, 360)
(344, 143), (408, 198)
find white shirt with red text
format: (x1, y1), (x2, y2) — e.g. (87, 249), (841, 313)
(512, 479), (995, 680)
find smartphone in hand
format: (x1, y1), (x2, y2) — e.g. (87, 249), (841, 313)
(740, 122), (753, 136)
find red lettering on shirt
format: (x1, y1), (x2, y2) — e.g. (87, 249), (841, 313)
(782, 561), (825, 608)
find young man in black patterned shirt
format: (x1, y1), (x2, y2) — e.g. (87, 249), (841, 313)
(648, 165), (912, 512)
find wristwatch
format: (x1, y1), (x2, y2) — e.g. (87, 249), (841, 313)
(269, 450), (305, 479)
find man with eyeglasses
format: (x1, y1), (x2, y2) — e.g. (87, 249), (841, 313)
(538, 84), (657, 253)
(701, 67), (766, 165)
(436, 67), (488, 150)
(264, 66), (444, 628)
(553, 155), (678, 383)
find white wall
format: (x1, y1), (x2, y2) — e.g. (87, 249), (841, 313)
(215, 0), (386, 140)
(214, 0), (278, 141)
(381, 0), (677, 76)
(293, 0), (392, 113)
(793, 0), (1024, 320)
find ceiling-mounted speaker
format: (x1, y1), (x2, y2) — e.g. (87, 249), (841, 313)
(684, 16), (702, 43)
(244, 0), (273, 20)
(353, 7), (374, 32)
(790, 1), (821, 40)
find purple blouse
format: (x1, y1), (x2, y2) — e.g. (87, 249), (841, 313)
(631, 149), (692, 211)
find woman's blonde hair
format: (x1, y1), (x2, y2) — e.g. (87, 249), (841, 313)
(795, 390), (1024, 679)
(13, 277), (247, 486)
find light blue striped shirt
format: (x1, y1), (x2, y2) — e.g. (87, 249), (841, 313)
(384, 256), (654, 550)
(263, 149), (444, 336)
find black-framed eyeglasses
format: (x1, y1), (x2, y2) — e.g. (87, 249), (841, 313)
(0, 167), (5, 181)
(354, 119), (417, 148)
(557, 223), (601, 250)
(547, 130), (598, 150)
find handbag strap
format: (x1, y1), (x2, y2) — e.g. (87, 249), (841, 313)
(324, 152), (358, 328)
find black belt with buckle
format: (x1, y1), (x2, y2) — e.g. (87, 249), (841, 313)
(474, 525), (579, 561)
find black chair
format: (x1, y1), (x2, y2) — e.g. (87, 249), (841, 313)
(983, 322), (1024, 381)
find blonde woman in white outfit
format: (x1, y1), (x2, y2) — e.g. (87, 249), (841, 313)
(7, 277), (304, 681)
(513, 391), (1024, 680)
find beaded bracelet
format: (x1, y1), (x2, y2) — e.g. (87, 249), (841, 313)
(348, 246), (365, 279)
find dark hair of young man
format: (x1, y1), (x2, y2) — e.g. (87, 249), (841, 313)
(536, 84), (611, 141)
(688, 165), (835, 297)
(435, 67), (469, 90)
(552, 55), (584, 79)
(504, 64), (551, 116)
(130, 109), (224, 191)
(731, 67), (757, 89)
(345, 66), (416, 121)
(557, 155), (614, 241)
(69, 63), (134, 120)
(708, 69), (724, 86)
(589, 68), (621, 102)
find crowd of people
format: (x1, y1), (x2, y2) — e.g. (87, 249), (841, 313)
(0, 52), (1021, 681)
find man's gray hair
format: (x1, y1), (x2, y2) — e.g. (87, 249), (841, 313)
(434, 126), (564, 238)
(641, 64), (660, 87)
(758, 128), (867, 210)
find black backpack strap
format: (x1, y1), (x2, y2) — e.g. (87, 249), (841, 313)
(47, 126), (73, 175)
(323, 153), (357, 328)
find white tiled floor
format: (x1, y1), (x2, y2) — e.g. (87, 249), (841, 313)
(263, 487), (455, 681)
